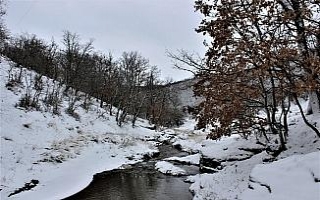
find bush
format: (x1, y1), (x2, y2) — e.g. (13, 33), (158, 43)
(43, 92), (61, 115)
(66, 104), (80, 121)
(17, 94), (40, 110)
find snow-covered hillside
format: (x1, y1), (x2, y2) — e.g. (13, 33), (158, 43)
(0, 57), (163, 199)
(169, 78), (202, 110)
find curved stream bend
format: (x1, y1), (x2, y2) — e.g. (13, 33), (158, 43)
(63, 144), (198, 200)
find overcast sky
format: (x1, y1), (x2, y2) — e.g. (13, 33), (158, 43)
(5, 0), (206, 81)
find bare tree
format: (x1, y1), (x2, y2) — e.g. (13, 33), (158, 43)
(167, 49), (204, 75)
(114, 51), (149, 126)
(60, 30), (93, 92)
(0, 0), (7, 50)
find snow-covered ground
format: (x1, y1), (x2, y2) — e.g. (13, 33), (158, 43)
(0, 58), (161, 199)
(171, 105), (320, 200)
(240, 151), (320, 200)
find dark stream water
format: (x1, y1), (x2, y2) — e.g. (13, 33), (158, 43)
(63, 145), (198, 200)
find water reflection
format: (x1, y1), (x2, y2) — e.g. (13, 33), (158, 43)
(64, 162), (193, 200)
(64, 144), (195, 200)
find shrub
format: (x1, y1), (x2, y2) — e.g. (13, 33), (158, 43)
(17, 94), (40, 110)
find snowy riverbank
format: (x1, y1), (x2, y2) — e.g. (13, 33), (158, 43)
(171, 111), (320, 199)
(0, 58), (162, 199)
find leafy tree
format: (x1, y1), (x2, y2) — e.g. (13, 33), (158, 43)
(194, 0), (320, 148)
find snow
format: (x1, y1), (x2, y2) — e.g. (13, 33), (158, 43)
(155, 161), (186, 176)
(164, 154), (200, 165)
(171, 118), (207, 153)
(240, 151), (320, 200)
(10, 144), (155, 200)
(187, 151), (270, 200)
(0, 57), (160, 199)
(200, 135), (265, 161)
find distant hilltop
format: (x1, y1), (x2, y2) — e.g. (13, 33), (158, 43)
(168, 78), (202, 113)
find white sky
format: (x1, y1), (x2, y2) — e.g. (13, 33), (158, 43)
(5, 0), (206, 81)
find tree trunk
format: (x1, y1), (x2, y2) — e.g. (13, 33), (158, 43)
(307, 91), (320, 115)
(293, 94), (320, 137)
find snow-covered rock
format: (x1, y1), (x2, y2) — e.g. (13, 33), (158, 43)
(188, 151), (269, 200)
(164, 153), (200, 165)
(155, 161), (186, 176)
(240, 151), (320, 200)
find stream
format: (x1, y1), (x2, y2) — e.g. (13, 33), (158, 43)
(63, 144), (199, 200)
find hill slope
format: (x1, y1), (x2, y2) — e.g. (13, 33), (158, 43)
(0, 57), (163, 199)
(169, 78), (202, 109)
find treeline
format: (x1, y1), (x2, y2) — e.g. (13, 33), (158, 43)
(1, 31), (184, 128)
